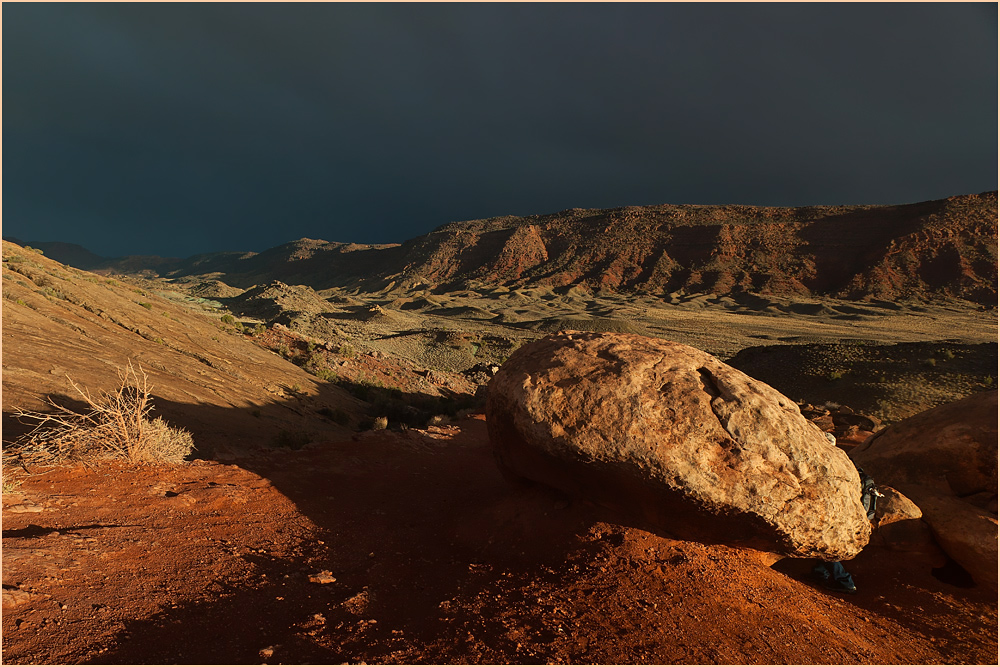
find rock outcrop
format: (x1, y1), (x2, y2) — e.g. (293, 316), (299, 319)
(868, 486), (947, 569)
(486, 332), (872, 560)
(850, 391), (998, 587)
(64, 191), (998, 305)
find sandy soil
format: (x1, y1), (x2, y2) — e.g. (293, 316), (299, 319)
(3, 415), (996, 665)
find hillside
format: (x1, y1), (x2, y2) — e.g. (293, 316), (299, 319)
(2, 240), (996, 664)
(21, 191), (998, 305)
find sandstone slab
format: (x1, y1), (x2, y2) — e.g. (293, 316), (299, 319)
(487, 332), (872, 560)
(851, 390), (998, 587)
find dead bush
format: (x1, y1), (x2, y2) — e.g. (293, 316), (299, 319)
(4, 362), (193, 466)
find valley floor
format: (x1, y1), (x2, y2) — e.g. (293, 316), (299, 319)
(3, 416), (995, 665)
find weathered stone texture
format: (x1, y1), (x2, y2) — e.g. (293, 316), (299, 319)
(487, 332), (872, 560)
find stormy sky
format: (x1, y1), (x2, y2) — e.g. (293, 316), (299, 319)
(4, 3), (997, 259)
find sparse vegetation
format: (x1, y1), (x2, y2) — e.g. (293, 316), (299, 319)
(273, 429), (311, 449)
(2, 465), (22, 494)
(318, 407), (350, 425)
(3, 362), (194, 466)
(985, 375), (995, 388)
(41, 286), (65, 300)
(372, 416), (389, 430)
(827, 370), (844, 381)
(220, 314), (236, 325)
(338, 343), (356, 358)
(139, 301), (154, 310)
(314, 367), (338, 382)
(923, 357), (937, 368)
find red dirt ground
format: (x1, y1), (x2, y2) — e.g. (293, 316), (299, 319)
(2, 416), (996, 664)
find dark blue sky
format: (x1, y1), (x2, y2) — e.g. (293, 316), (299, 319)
(4, 3), (997, 258)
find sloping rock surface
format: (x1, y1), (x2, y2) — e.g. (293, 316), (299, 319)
(850, 391), (998, 587)
(486, 332), (872, 560)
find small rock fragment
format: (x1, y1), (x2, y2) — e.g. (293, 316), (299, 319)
(308, 570), (337, 584)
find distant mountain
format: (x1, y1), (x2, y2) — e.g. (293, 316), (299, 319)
(16, 191), (999, 305)
(2, 238), (109, 270)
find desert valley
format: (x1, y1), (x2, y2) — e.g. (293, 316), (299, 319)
(2, 192), (997, 664)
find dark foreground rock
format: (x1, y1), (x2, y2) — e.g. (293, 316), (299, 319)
(851, 390), (998, 588)
(486, 331), (872, 560)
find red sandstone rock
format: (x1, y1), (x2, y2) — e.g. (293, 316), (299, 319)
(486, 332), (872, 560)
(851, 391), (998, 588)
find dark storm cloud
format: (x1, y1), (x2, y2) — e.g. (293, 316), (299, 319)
(4, 3), (996, 258)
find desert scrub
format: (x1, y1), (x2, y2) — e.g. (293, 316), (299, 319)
(4, 362), (193, 466)
(372, 416), (389, 430)
(273, 429), (311, 450)
(314, 367), (338, 382)
(318, 407), (350, 425)
(2, 465), (22, 494)
(220, 313), (236, 325)
(138, 301), (154, 310)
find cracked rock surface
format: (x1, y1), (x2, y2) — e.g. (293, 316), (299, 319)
(487, 331), (871, 560)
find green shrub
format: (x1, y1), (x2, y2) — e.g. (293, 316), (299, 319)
(220, 314), (236, 325)
(923, 357), (937, 368)
(372, 416), (388, 430)
(314, 367), (337, 382)
(338, 343), (356, 358)
(139, 302), (153, 310)
(827, 370), (844, 381)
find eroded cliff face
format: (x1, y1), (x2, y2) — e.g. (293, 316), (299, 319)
(63, 192), (997, 304)
(389, 192), (998, 304)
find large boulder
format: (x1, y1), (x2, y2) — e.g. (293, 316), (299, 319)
(486, 332), (872, 560)
(850, 391), (998, 587)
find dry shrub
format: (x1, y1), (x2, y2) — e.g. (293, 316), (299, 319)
(4, 362), (193, 466)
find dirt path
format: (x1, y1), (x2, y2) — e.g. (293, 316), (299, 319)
(2, 416), (995, 664)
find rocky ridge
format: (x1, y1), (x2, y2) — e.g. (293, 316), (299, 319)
(16, 191), (998, 305)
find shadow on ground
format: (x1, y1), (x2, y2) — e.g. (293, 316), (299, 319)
(3, 378), (995, 664)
